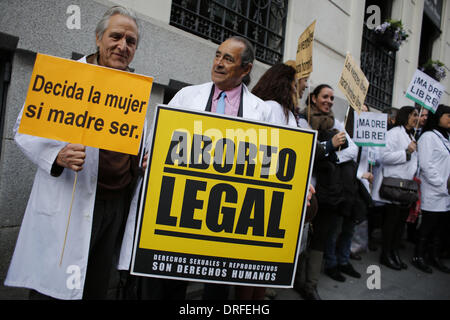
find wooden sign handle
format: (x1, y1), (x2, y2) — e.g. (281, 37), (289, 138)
(59, 172), (78, 266)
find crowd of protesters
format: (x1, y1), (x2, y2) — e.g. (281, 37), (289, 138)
(287, 77), (450, 300)
(250, 61), (450, 300)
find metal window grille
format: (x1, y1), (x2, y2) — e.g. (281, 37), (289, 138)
(170, 0), (288, 65)
(360, 25), (396, 112)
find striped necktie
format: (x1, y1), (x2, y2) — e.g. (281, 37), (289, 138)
(216, 91), (226, 114)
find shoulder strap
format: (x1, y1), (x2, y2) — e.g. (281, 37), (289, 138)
(204, 84), (215, 112)
(237, 85), (243, 118)
(356, 146), (362, 165)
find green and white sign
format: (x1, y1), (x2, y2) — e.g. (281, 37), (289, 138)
(406, 69), (444, 114)
(353, 112), (387, 147)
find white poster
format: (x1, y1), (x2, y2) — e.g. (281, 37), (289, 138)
(367, 147), (378, 165)
(353, 112), (388, 147)
(405, 69), (444, 113)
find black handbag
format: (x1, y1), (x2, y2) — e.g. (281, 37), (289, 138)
(379, 177), (419, 205)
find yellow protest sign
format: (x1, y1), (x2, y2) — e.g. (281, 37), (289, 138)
(131, 105), (317, 287)
(337, 53), (369, 114)
(18, 53), (153, 155)
(296, 20), (316, 79)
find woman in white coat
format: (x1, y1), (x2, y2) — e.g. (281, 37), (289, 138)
(412, 104), (450, 274)
(251, 63), (299, 127)
(379, 106), (419, 270)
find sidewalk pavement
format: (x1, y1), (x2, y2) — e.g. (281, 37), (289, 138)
(2, 238), (449, 300)
(273, 240), (450, 300)
(183, 238), (450, 300)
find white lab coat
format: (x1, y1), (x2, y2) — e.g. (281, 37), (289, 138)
(418, 130), (450, 212)
(356, 147), (371, 193)
(5, 56), (146, 300)
(357, 146), (384, 194)
(264, 100), (297, 127)
(167, 82), (273, 122)
(361, 147), (385, 203)
(379, 125), (418, 204)
(334, 120), (358, 164)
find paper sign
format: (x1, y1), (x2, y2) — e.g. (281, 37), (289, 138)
(353, 112), (387, 147)
(405, 69), (444, 113)
(296, 20), (316, 79)
(367, 147), (377, 166)
(18, 53), (153, 155)
(338, 53), (369, 114)
(131, 105), (317, 287)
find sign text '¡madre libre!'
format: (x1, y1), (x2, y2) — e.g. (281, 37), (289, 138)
(156, 130), (299, 240)
(355, 117), (386, 140)
(409, 76), (442, 109)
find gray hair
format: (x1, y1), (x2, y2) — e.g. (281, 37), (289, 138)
(228, 36), (255, 67)
(227, 36), (255, 86)
(95, 6), (140, 47)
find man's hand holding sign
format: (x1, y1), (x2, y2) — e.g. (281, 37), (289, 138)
(56, 143), (86, 172)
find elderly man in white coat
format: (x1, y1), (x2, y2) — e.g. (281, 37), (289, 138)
(169, 36), (272, 122)
(5, 6), (148, 300)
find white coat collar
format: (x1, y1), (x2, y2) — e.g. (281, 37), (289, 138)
(196, 82), (257, 116)
(432, 129), (450, 152)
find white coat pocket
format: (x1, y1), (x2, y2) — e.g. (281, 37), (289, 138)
(30, 170), (63, 216)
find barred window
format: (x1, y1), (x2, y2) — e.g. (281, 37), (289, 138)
(170, 0), (288, 65)
(360, 25), (396, 112)
(360, 0), (395, 112)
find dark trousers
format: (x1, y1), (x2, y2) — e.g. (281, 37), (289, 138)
(121, 275), (188, 300)
(309, 203), (338, 252)
(324, 215), (356, 269)
(381, 204), (409, 255)
(442, 215), (450, 257)
(417, 210), (448, 242)
(368, 205), (385, 239)
(82, 195), (129, 299)
(202, 284), (230, 300)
